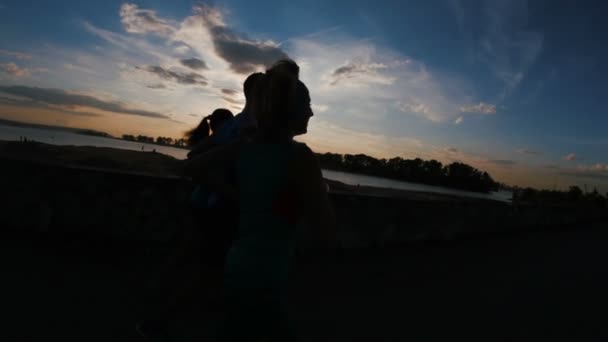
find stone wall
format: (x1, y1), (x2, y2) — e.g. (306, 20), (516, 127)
(2, 158), (606, 251)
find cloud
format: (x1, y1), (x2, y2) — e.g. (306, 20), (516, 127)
(446, 147), (459, 153)
(221, 88), (238, 96)
(312, 104), (329, 113)
(479, 0), (543, 99)
(0, 85), (170, 119)
(120, 3), (174, 36)
(460, 102), (496, 114)
(454, 116), (463, 125)
(450, 0), (543, 99)
(590, 164), (608, 172)
(289, 33), (489, 124)
(563, 153), (577, 161)
(136, 65), (207, 86)
(99, 3), (492, 126)
(517, 148), (541, 155)
(0, 49), (32, 60)
(488, 159), (517, 166)
(189, 5), (289, 74)
(174, 45), (191, 54)
(298, 118), (426, 159)
(330, 61), (392, 85)
(559, 167), (608, 181)
(180, 57), (207, 70)
(64, 63), (97, 75)
(146, 84), (166, 89)
(0, 95), (101, 117)
(221, 96), (244, 105)
(39, 3), (506, 161)
(0, 62), (30, 77)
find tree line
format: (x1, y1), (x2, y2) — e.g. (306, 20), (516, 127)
(315, 152), (500, 193)
(513, 186), (607, 207)
(122, 134), (187, 148)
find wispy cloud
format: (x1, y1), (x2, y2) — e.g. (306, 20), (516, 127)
(460, 102), (496, 114)
(563, 153), (577, 161)
(0, 49), (32, 60)
(76, 3), (495, 129)
(588, 164), (608, 172)
(0, 95), (101, 117)
(0, 62), (30, 77)
(480, 0), (543, 99)
(450, 0), (543, 100)
(298, 118), (426, 159)
(135, 65), (207, 86)
(312, 104), (329, 113)
(488, 159), (517, 166)
(146, 84), (166, 89)
(330, 61), (393, 85)
(564, 138), (608, 146)
(221, 88), (238, 96)
(179, 57), (207, 70)
(289, 35), (490, 123)
(0, 2), (514, 179)
(63, 63), (97, 75)
(0, 85), (170, 119)
(454, 116), (463, 125)
(517, 148), (541, 155)
(120, 3), (175, 36)
(543, 164), (560, 170)
(186, 5), (289, 74)
(559, 164), (608, 181)
(221, 96), (243, 105)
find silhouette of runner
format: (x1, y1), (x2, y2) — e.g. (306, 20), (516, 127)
(186, 60), (336, 341)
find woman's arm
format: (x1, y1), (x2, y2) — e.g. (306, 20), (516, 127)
(294, 144), (337, 248)
(187, 138), (216, 159)
(183, 141), (241, 202)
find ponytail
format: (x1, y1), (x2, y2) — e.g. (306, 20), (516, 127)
(184, 115), (211, 147)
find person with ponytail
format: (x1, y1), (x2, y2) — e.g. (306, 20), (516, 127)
(135, 108), (234, 341)
(186, 60), (336, 341)
(186, 108), (234, 156)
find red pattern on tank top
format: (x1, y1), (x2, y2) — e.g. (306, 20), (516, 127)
(271, 188), (299, 225)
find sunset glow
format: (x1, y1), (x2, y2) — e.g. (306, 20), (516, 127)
(1, 1), (607, 191)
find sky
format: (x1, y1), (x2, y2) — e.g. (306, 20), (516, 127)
(0, 0), (607, 192)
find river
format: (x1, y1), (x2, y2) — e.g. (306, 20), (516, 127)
(0, 123), (512, 202)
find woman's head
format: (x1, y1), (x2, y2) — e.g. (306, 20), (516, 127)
(185, 108), (233, 147)
(252, 62), (313, 140)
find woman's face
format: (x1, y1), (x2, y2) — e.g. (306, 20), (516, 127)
(291, 93), (313, 136)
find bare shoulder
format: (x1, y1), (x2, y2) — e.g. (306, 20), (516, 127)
(291, 142), (317, 168)
(291, 141), (315, 159)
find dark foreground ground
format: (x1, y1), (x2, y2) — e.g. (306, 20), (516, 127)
(3, 221), (608, 341)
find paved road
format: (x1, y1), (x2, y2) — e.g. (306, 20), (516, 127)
(4, 223), (608, 341)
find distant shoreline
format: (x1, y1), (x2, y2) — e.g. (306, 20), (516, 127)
(0, 139), (508, 203)
(0, 120), (510, 201)
(0, 119), (191, 150)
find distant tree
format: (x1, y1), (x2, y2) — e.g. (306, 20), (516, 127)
(568, 186), (584, 202)
(314, 152), (500, 193)
(173, 138), (186, 147)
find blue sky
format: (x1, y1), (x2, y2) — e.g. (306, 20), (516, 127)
(0, 0), (607, 191)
